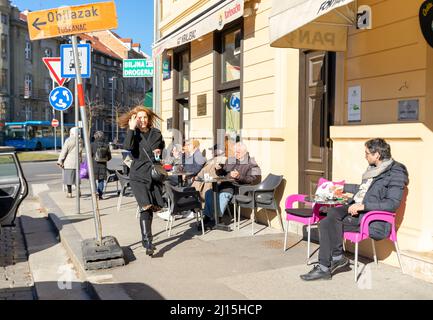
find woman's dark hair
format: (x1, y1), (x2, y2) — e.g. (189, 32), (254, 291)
(365, 138), (392, 160)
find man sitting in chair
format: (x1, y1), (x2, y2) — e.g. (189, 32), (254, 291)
(202, 142), (261, 230)
(300, 138), (408, 281)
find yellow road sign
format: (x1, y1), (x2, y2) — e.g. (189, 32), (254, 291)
(27, 1), (118, 41)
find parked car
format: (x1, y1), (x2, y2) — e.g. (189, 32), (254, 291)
(0, 147), (28, 230)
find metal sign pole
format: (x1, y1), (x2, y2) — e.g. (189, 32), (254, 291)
(61, 111), (64, 148)
(53, 109), (56, 152)
(75, 80), (80, 215)
(71, 35), (102, 245)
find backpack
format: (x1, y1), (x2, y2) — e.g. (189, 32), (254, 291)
(95, 144), (110, 162)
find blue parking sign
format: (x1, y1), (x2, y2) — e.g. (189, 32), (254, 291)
(49, 87), (73, 111)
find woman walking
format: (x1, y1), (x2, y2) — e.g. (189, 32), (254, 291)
(91, 131), (112, 200)
(57, 127), (82, 198)
(119, 106), (165, 256)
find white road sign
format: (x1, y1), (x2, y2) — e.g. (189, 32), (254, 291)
(61, 43), (91, 78)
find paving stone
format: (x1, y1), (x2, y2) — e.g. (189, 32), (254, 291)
(0, 219), (35, 300)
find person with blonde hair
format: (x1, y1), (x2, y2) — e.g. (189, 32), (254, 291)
(118, 106), (165, 256)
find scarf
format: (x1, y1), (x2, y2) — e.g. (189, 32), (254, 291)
(362, 158), (394, 181)
(353, 159), (394, 204)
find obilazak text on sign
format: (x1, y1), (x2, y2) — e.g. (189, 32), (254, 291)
(47, 6), (99, 33)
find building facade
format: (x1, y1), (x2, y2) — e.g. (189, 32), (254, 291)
(0, 1), (152, 145)
(154, 0), (433, 282)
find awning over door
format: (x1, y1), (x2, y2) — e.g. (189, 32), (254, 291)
(269, 0), (356, 51)
(153, 0), (244, 57)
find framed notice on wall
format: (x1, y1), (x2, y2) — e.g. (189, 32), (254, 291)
(348, 86), (361, 122)
(197, 94), (207, 116)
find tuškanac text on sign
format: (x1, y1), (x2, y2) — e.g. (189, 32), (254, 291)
(27, 1), (118, 41)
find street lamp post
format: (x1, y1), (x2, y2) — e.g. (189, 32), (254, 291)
(111, 76), (116, 142)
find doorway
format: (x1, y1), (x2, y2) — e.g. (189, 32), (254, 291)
(298, 51), (335, 196)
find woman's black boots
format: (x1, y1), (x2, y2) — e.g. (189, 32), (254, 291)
(139, 209), (155, 256)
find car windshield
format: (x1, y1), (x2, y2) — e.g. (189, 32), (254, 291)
(5, 127), (26, 140)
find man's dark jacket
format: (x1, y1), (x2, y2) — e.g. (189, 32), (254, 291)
(344, 161), (409, 212)
(216, 153), (261, 194)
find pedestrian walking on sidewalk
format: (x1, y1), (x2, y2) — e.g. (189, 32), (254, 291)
(91, 131), (112, 200)
(119, 106), (165, 256)
(57, 127), (83, 198)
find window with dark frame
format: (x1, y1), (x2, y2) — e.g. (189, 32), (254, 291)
(173, 47), (191, 142)
(1, 34), (7, 59)
(0, 68), (7, 91)
(214, 24), (243, 144)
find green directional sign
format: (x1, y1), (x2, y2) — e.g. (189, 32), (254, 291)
(123, 59), (154, 78)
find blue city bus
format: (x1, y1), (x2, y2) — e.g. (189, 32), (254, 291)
(4, 121), (75, 150)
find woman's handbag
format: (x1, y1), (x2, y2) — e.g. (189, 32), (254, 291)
(79, 160), (89, 179)
(142, 146), (168, 183)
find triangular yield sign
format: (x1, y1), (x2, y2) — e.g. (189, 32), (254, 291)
(43, 57), (67, 87)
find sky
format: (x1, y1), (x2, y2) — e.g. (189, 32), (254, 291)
(10, 0), (155, 55)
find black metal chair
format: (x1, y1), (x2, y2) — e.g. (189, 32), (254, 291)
(163, 181), (205, 237)
(233, 174), (284, 235)
(115, 170), (132, 213)
(103, 168), (120, 195)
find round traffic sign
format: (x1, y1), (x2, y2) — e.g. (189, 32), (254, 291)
(49, 87), (73, 111)
(51, 119), (59, 128)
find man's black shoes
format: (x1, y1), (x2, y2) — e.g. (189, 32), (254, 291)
(300, 265), (331, 281)
(330, 256), (350, 273)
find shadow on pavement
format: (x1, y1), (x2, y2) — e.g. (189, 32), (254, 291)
(0, 280), (165, 300)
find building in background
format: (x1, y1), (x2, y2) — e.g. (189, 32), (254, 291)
(0, 1), (153, 144)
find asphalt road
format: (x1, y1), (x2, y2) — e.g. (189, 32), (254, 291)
(21, 154), (124, 186)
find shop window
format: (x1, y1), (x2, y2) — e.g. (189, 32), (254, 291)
(214, 23), (243, 145)
(221, 90), (241, 136)
(173, 47), (190, 141)
(222, 28), (241, 83)
(177, 51), (190, 94)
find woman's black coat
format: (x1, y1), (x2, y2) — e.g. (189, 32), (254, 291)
(123, 127), (165, 207)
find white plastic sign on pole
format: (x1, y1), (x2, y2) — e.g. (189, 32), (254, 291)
(61, 43), (91, 78)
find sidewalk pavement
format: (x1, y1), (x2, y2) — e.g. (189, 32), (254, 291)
(37, 182), (433, 300)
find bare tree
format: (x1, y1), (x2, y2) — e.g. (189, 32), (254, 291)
(86, 97), (106, 134)
(113, 101), (130, 141)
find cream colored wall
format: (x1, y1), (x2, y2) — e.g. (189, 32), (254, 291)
(331, 124), (433, 266)
(341, 0), (428, 126)
(332, 0), (433, 264)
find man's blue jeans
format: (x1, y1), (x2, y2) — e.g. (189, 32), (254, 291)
(203, 189), (232, 220)
(96, 179), (105, 196)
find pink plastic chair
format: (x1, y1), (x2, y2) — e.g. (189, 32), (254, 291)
(343, 211), (404, 282)
(283, 178), (344, 263)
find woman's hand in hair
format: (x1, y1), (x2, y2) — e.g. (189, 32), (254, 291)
(129, 114), (138, 130)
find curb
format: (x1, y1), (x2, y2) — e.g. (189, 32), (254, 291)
(37, 191), (132, 300)
(20, 159), (58, 163)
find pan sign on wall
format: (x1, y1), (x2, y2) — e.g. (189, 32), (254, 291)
(420, 0), (433, 48)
